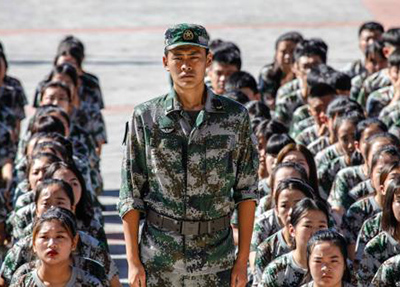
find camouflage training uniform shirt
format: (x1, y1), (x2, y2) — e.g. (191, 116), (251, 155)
(276, 79), (301, 100)
(274, 90), (305, 128)
(355, 212), (382, 262)
(118, 87), (258, 276)
(357, 68), (391, 107)
(259, 251), (307, 287)
(342, 59), (365, 79)
(348, 179), (374, 204)
(291, 116), (314, 140)
(372, 254), (400, 287)
(251, 209), (282, 252)
(358, 231), (400, 286)
(253, 229), (291, 286)
(366, 85), (394, 117)
(315, 144), (342, 169)
(1, 75), (28, 120)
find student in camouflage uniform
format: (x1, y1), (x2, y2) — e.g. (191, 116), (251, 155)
(252, 179), (316, 286)
(118, 24), (258, 287)
(371, 253), (400, 286)
(342, 21), (384, 79)
(259, 198), (329, 287)
(7, 207), (104, 287)
(258, 31), (303, 109)
(301, 230), (354, 287)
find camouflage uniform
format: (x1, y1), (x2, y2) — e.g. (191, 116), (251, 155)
(372, 253), (400, 287)
(255, 195), (272, 218)
(342, 59), (365, 79)
(315, 144), (342, 169)
(380, 102), (400, 129)
(329, 165), (367, 210)
(350, 73), (367, 101)
(0, 231), (117, 284)
(318, 155), (349, 200)
(291, 116), (314, 139)
(366, 85), (394, 117)
(307, 136), (330, 156)
(253, 229), (291, 286)
(251, 209), (282, 252)
(10, 265), (104, 287)
(0, 122), (14, 168)
(358, 231), (400, 286)
(276, 79), (301, 100)
(274, 90), (305, 127)
(341, 196), (381, 245)
(117, 86), (258, 282)
(2, 75), (28, 121)
(259, 251), (307, 287)
(295, 124), (319, 147)
(357, 68), (391, 107)
(355, 212), (382, 262)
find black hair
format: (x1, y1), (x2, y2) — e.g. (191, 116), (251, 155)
(370, 146), (400, 174)
(225, 71), (258, 94)
(31, 141), (70, 163)
(364, 132), (400, 164)
(382, 28), (400, 48)
(294, 39), (328, 63)
(0, 50), (7, 70)
(34, 178), (75, 207)
(223, 90), (249, 105)
(306, 229), (352, 283)
(48, 63), (79, 88)
(31, 115), (66, 136)
(330, 71), (351, 91)
(388, 49), (400, 68)
(306, 64), (335, 87)
(55, 37), (85, 68)
(39, 81), (71, 103)
(379, 161), (400, 187)
(274, 178), (316, 207)
(270, 161), (309, 193)
(32, 132), (74, 160)
(289, 198), (329, 229)
(210, 40), (241, 55)
(334, 111), (366, 134)
(33, 207), (77, 241)
(365, 40), (386, 60)
(212, 46), (242, 70)
(275, 31), (304, 49)
(355, 118), (387, 141)
(27, 153), (62, 187)
(359, 21), (385, 36)
(266, 133), (295, 156)
(43, 161), (93, 226)
(256, 119), (288, 141)
(326, 97), (364, 119)
(245, 101), (271, 121)
(58, 35), (85, 57)
(382, 174), (400, 237)
(33, 105), (71, 129)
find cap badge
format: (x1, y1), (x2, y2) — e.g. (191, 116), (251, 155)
(183, 30), (194, 41)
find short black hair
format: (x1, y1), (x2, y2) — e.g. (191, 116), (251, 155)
(382, 28), (400, 48)
(365, 132), (400, 160)
(256, 119), (288, 141)
(245, 101), (271, 121)
(275, 31), (304, 49)
(358, 21), (385, 36)
(223, 90), (249, 105)
(266, 133), (295, 155)
(34, 178), (75, 207)
(212, 46), (242, 70)
(334, 111), (366, 133)
(365, 40), (385, 59)
(355, 118), (387, 141)
(225, 71), (258, 94)
(388, 49), (400, 68)
(326, 97), (364, 119)
(330, 71), (351, 91)
(306, 64), (337, 98)
(370, 145), (400, 174)
(31, 115), (66, 136)
(40, 81), (72, 103)
(48, 63), (79, 88)
(294, 39), (328, 64)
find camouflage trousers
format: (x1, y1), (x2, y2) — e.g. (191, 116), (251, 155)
(145, 268), (232, 287)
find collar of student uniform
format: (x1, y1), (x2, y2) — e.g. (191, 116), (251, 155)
(164, 86), (225, 116)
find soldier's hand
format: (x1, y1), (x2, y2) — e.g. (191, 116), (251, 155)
(230, 259), (247, 287)
(128, 261), (146, 287)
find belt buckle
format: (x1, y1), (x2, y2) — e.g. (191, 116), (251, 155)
(181, 221), (199, 236)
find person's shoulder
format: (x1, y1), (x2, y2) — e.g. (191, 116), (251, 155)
(132, 93), (170, 116)
(75, 266), (105, 286)
(78, 230), (102, 247)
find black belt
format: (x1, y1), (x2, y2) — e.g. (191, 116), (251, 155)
(147, 209), (231, 236)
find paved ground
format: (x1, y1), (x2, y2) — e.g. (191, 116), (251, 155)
(1, 0), (399, 284)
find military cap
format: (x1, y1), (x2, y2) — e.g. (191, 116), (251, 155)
(164, 23), (210, 51)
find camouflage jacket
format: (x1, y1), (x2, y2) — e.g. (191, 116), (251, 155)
(380, 101), (400, 129)
(355, 212), (382, 262)
(341, 196), (381, 245)
(318, 155), (349, 200)
(251, 209), (282, 252)
(258, 63), (294, 103)
(296, 123), (320, 147)
(276, 78), (301, 100)
(372, 253), (400, 287)
(315, 144), (342, 169)
(10, 265), (104, 287)
(358, 231), (400, 286)
(260, 251), (307, 287)
(118, 87), (258, 275)
(0, 231), (117, 284)
(307, 136), (330, 156)
(329, 165), (367, 210)
(274, 90), (305, 127)
(291, 116), (314, 139)
(2, 75), (28, 120)
(0, 122), (14, 168)
(357, 68), (391, 107)
(253, 229), (291, 286)
(350, 73), (368, 101)
(348, 179), (374, 204)
(342, 59), (365, 79)
(366, 85), (394, 117)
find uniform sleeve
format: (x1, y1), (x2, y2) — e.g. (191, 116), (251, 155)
(371, 257), (398, 287)
(232, 112), (258, 205)
(117, 111), (148, 218)
(357, 241), (383, 286)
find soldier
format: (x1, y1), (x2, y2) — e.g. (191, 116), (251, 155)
(118, 24), (258, 287)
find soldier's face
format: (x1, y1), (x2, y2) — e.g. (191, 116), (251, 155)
(29, 158), (52, 189)
(358, 124), (384, 158)
(33, 220), (77, 266)
(208, 62), (239, 95)
(163, 45), (211, 91)
(36, 185), (74, 217)
(309, 242), (346, 287)
(293, 55), (322, 81)
(275, 188), (306, 227)
(308, 96), (333, 127)
(41, 87), (72, 115)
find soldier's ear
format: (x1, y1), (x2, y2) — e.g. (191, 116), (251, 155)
(206, 52), (213, 68)
(380, 184), (386, 196)
(289, 224), (296, 239)
(163, 55), (170, 71)
(71, 233), (79, 251)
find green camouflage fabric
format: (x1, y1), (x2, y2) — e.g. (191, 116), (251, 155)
(348, 179), (374, 204)
(276, 79), (301, 100)
(296, 124), (319, 147)
(350, 73), (367, 101)
(291, 115), (314, 139)
(315, 144), (342, 169)
(258, 178), (271, 199)
(341, 196), (381, 245)
(371, 253), (400, 287)
(10, 265), (104, 287)
(357, 68), (391, 107)
(301, 281), (354, 287)
(342, 59), (365, 79)
(118, 86), (258, 276)
(14, 190), (34, 212)
(259, 251), (307, 287)
(0, 231), (117, 284)
(2, 75), (28, 120)
(318, 155), (349, 200)
(251, 209), (282, 252)
(329, 165), (367, 210)
(307, 136), (329, 156)
(366, 85), (394, 117)
(0, 122), (14, 168)
(274, 90), (305, 127)
(255, 195), (272, 218)
(358, 231), (400, 286)
(0, 188), (7, 223)
(355, 212), (382, 262)
(380, 102), (400, 128)
(11, 179), (29, 210)
(253, 230), (291, 286)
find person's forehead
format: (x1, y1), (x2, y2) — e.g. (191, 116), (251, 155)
(44, 86), (67, 95)
(169, 45), (205, 54)
(212, 62), (238, 71)
(360, 29), (381, 38)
